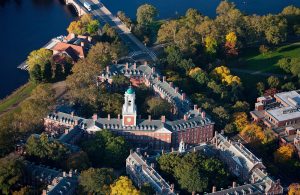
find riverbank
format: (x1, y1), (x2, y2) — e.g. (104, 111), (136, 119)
(0, 82), (36, 115)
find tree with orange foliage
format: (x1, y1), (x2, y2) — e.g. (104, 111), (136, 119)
(274, 144), (295, 163)
(288, 183), (300, 195)
(225, 32), (238, 57)
(233, 112), (249, 131)
(240, 123), (265, 142)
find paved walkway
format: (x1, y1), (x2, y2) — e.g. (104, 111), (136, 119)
(230, 68), (289, 78)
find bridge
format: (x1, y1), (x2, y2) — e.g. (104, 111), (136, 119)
(64, 0), (89, 16)
(69, 0), (157, 61)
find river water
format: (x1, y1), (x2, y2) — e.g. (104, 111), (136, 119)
(0, 0), (299, 99)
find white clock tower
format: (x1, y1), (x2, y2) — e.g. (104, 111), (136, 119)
(122, 86), (137, 126)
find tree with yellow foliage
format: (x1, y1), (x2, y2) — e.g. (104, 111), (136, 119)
(204, 36), (218, 56)
(233, 112), (249, 131)
(274, 144), (295, 163)
(225, 32), (238, 56)
(67, 14), (99, 35)
(189, 67), (209, 85)
(110, 176), (139, 195)
(212, 66), (241, 86)
(288, 183), (300, 195)
(240, 123), (265, 142)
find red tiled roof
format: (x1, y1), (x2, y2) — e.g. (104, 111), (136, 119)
(51, 42), (85, 60)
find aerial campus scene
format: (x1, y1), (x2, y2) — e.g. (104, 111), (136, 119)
(1, 0), (300, 194)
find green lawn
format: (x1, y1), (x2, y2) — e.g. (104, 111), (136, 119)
(229, 42), (300, 74)
(0, 82), (36, 114)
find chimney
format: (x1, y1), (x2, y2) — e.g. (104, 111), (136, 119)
(80, 41), (85, 47)
(136, 148), (140, 153)
(169, 82), (173, 88)
(161, 115), (166, 123)
(171, 147), (174, 152)
(183, 114), (188, 121)
(233, 181), (237, 188)
(170, 184), (175, 192)
(74, 120), (78, 125)
(133, 62), (137, 69)
(92, 114), (98, 121)
(212, 186), (217, 193)
(181, 93), (186, 100)
(71, 111), (74, 117)
(64, 129), (69, 135)
(148, 115), (152, 122)
(194, 104), (198, 110)
(130, 149), (133, 154)
(175, 87), (179, 93)
(162, 76), (166, 82)
(117, 114), (121, 120)
(125, 62), (129, 69)
(106, 66), (110, 73)
(63, 171), (67, 177)
(151, 67), (155, 73)
(201, 111), (206, 119)
(144, 61), (148, 66)
(197, 108), (202, 113)
(70, 33), (76, 39)
(157, 75), (160, 81)
(88, 36), (92, 42)
(150, 163), (155, 168)
(107, 114), (110, 120)
(42, 190), (47, 195)
(69, 170), (72, 177)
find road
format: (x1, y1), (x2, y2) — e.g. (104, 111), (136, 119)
(86, 0), (157, 62)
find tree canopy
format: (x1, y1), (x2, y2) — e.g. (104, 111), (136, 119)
(67, 14), (99, 35)
(79, 168), (116, 194)
(136, 4), (158, 26)
(110, 176), (139, 195)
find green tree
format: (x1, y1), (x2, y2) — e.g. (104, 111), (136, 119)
(64, 151), (90, 171)
(79, 168), (116, 194)
(29, 64), (42, 83)
(140, 183), (156, 195)
(267, 76), (280, 88)
(146, 97), (171, 119)
(256, 82), (265, 96)
(136, 4), (158, 26)
(81, 130), (129, 168)
(54, 64), (64, 81)
(66, 59), (101, 113)
(0, 154), (24, 195)
(26, 48), (53, 71)
(43, 61), (52, 82)
(99, 93), (123, 117)
(67, 14), (99, 35)
(25, 133), (69, 163)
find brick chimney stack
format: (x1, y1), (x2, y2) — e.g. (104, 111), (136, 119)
(194, 104), (198, 110)
(201, 111), (206, 119)
(88, 36), (92, 42)
(157, 75), (160, 81)
(144, 61), (147, 65)
(163, 76), (166, 82)
(125, 62), (129, 69)
(80, 41), (85, 47)
(169, 82), (173, 88)
(233, 181), (237, 188)
(107, 114), (110, 121)
(148, 115), (152, 122)
(151, 67), (155, 73)
(106, 66), (110, 73)
(212, 186), (217, 193)
(133, 62), (137, 69)
(92, 114), (98, 121)
(181, 93), (186, 100)
(161, 115), (166, 123)
(175, 87), (179, 93)
(117, 114), (121, 120)
(183, 114), (188, 121)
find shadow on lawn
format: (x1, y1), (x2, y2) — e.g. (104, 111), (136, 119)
(245, 55), (283, 70)
(277, 44), (300, 53)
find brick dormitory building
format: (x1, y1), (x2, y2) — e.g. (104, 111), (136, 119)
(250, 90), (300, 156)
(44, 63), (214, 149)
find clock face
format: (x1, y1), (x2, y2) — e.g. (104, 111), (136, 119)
(124, 116), (135, 126)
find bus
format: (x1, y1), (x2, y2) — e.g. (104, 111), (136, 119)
(84, 1), (92, 11)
